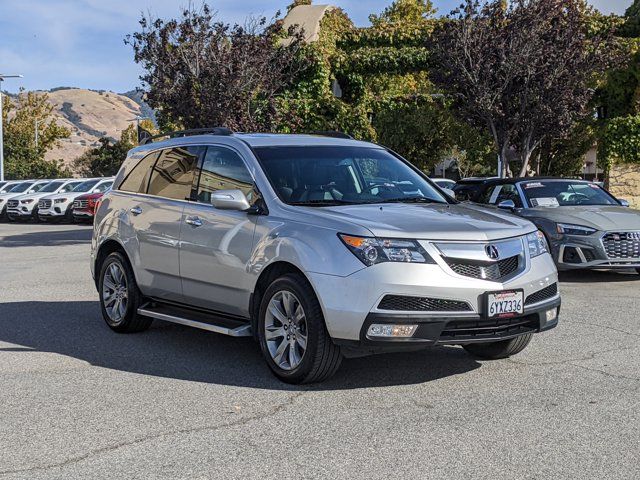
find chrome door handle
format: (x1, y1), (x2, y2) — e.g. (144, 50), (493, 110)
(130, 206), (142, 216)
(185, 216), (203, 227)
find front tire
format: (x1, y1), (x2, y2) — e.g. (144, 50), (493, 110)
(98, 252), (152, 333)
(257, 274), (342, 384)
(463, 333), (533, 359)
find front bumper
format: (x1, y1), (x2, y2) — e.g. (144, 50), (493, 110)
(552, 232), (640, 270)
(308, 252), (559, 344)
(38, 203), (70, 220)
(73, 210), (94, 221)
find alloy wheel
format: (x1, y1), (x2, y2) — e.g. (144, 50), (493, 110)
(102, 262), (129, 323)
(264, 290), (308, 371)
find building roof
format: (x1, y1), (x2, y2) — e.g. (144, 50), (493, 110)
(281, 4), (335, 43)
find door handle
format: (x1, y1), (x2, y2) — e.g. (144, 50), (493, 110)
(185, 216), (203, 227)
(130, 206), (142, 216)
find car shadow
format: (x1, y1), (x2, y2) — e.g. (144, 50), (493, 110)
(0, 301), (481, 391)
(559, 269), (639, 284)
(0, 227), (92, 247)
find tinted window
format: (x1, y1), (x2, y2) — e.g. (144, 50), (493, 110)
(119, 152), (159, 193)
(521, 181), (618, 207)
(254, 146), (447, 205)
(196, 147), (254, 203)
(147, 147), (202, 200)
(484, 184), (523, 208)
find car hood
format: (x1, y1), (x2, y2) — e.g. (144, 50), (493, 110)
(41, 191), (85, 201)
(307, 203), (537, 241)
(525, 205), (640, 231)
(11, 191), (60, 201)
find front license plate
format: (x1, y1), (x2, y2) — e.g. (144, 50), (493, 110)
(485, 290), (524, 318)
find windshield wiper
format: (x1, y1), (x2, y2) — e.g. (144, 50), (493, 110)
(373, 197), (444, 205)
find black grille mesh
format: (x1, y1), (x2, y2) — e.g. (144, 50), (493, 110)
(602, 232), (640, 259)
(378, 295), (471, 312)
(7, 200), (19, 208)
(446, 255), (519, 281)
(525, 283), (558, 306)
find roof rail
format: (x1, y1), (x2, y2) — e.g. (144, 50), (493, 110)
(140, 127), (234, 145)
(309, 130), (354, 140)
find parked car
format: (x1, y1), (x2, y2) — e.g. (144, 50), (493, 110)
(73, 190), (108, 223)
(39, 178), (114, 223)
(91, 130), (560, 384)
(431, 178), (457, 192)
(6, 179), (83, 222)
(0, 180), (50, 221)
(476, 177), (640, 273)
(452, 177), (498, 202)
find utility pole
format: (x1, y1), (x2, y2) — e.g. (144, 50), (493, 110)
(0, 74), (24, 181)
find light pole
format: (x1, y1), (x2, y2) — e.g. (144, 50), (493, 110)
(0, 74), (24, 181)
(35, 118), (41, 150)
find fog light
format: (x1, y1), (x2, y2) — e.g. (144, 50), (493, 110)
(367, 324), (418, 338)
(545, 308), (558, 323)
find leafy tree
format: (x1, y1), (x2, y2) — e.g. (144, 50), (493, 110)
(431, 0), (618, 177)
(599, 114), (640, 165)
(73, 123), (154, 177)
(126, 3), (308, 132)
(2, 91), (71, 179)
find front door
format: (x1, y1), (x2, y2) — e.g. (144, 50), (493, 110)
(179, 145), (258, 317)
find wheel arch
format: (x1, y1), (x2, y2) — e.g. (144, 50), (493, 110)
(94, 239), (129, 288)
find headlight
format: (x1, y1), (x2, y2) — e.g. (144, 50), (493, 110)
(527, 231), (549, 258)
(339, 234), (435, 266)
(20, 199), (34, 204)
(54, 198), (67, 204)
(556, 223), (597, 236)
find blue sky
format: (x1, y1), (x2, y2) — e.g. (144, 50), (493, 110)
(0, 0), (631, 93)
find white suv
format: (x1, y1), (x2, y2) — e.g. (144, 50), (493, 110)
(6, 179), (83, 222)
(39, 178), (114, 223)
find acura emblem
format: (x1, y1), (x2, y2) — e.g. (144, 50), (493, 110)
(486, 245), (500, 260)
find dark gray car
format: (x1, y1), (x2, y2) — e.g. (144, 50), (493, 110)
(476, 177), (640, 273)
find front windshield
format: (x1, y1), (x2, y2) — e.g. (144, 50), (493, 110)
(8, 182), (33, 193)
(521, 180), (618, 207)
(72, 179), (100, 193)
(254, 146), (448, 206)
(39, 181), (64, 193)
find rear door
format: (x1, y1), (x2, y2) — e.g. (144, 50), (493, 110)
(118, 146), (202, 301)
(179, 145), (258, 316)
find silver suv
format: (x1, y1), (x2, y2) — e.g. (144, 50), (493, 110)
(91, 130), (560, 383)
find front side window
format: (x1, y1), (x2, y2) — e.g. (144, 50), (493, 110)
(485, 184), (523, 208)
(254, 146), (447, 206)
(196, 147), (254, 204)
(147, 146), (202, 200)
(521, 181), (618, 207)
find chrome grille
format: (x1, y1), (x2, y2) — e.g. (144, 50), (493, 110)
(378, 295), (472, 312)
(7, 200), (19, 209)
(525, 283), (558, 306)
(74, 199), (88, 209)
(445, 255), (520, 281)
(602, 232), (640, 259)
(39, 199), (52, 209)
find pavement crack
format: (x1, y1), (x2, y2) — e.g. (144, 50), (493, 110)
(0, 391), (307, 477)
(563, 320), (640, 338)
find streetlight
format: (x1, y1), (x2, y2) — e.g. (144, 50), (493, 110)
(0, 74), (24, 181)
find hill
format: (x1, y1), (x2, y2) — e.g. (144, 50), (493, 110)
(42, 88), (152, 170)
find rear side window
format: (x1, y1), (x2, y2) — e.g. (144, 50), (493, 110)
(147, 146), (203, 200)
(119, 152), (159, 193)
(95, 181), (113, 193)
(196, 147), (254, 203)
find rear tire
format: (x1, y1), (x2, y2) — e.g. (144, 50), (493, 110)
(636, 268), (640, 275)
(65, 206), (75, 223)
(463, 333), (533, 360)
(257, 273), (342, 384)
(98, 252), (152, 333)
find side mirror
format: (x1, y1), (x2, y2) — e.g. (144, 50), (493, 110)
(28, 189), (36, 194)
(497, 199), (516, 211)
(619, 199), (630, 207)
(211, 189), (251, 211)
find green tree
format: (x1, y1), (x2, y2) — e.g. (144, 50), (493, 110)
(2, 91), (71, 179)
(73, 124), (144, 177)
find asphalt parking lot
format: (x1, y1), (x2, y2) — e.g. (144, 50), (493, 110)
(0, 223), (638, 479)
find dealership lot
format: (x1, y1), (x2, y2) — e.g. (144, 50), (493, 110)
(0, 223), (638, 479)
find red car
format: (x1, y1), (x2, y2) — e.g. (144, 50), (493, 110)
(72, 192), (104, 223)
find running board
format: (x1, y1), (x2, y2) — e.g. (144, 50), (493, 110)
(138, 304), (252, 337)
